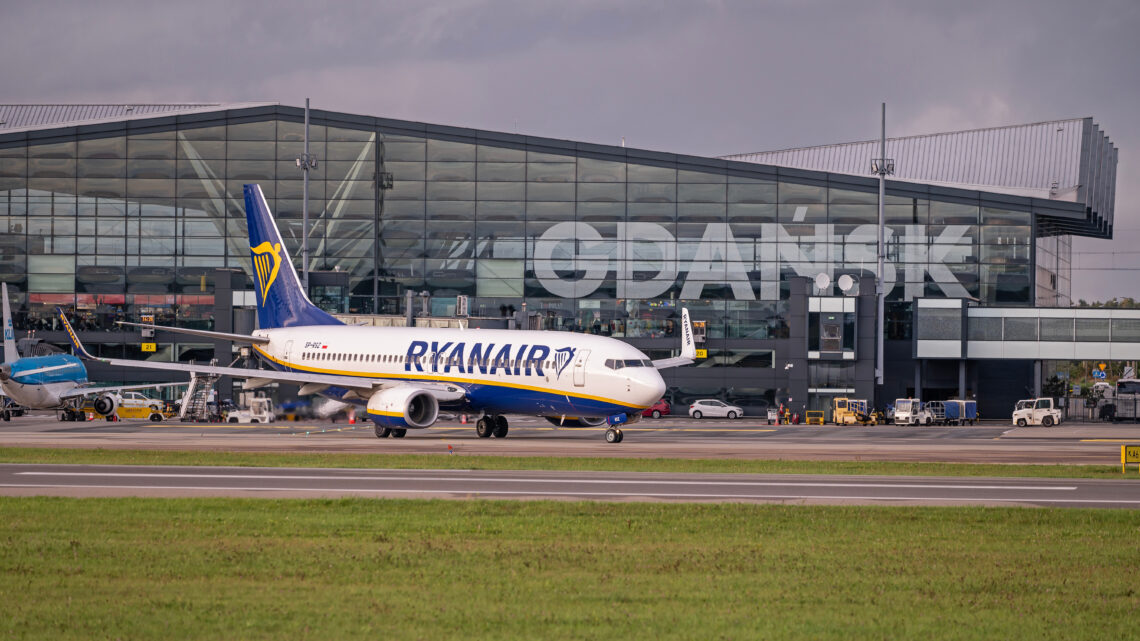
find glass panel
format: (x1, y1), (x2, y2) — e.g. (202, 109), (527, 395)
(476, 182), (525, 201)
(78, 137), (126, 159)
(627, 164), (676, 182)
(1075, 318), (1109, 341)
(177, 139), (226, 160)
(476, 200), (525, 220)
(677, 169), (724, 184)
(476, 145), (525, 162)
(77, 159), (124, 179)
(728, 182), (777, 204)
(1110, 319), (1140, 342)
(981, 207), (1030, 225)
(779, 182), (825, 204)
(28, 141), (76, 159)
(930, 201), (978, 225)
(426, 162), (475, 181)
(968, 316), (1002, 341)
(29, 158), (75, 178)
(478, 162), (525, 181)
(128, 139), (175, 159)
(527, 183), (575, 201)
(678, 183), (726, 203)
(226, 141), (276, 160)
(916, 308), (961, 340)
(1003, 317), (1038, 340)
(578, 183), (624, 203)
(426, 139), (475, 162)
(127, 159), (176, 179)
(227, 121), (277, 140)
(426, 182), (475, 201)
(384, 142), (425, 161)
(628, 183), (674, 203)
(1040, 318), (1073, 341)
(528, 163), (575, 182)
(577, 158), (625, 183)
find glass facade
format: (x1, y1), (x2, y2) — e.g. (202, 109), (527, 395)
(0, 107), (1054, 407)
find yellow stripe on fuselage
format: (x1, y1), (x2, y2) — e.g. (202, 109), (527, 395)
(252, 344), (642, 409)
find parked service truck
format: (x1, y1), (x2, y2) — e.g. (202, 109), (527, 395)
(944, 399), (978, 425)
(893, 398), (932, 425)
(1011, 398), (1061, 427)
(226, 397), (276, 424)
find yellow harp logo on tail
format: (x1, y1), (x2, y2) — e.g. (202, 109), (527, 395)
(250, 241), (282, 305)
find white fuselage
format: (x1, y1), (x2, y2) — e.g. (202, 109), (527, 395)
(0, 379), (72, 409)
(250, 325), (666, 418)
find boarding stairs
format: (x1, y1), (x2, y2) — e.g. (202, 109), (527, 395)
(179, 370), (219, 422)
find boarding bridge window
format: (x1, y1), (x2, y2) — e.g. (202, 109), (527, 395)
(1003, 317), (1038, 341)
(1111, 319), (1140, 342)
(968, 317), (1002, 341)
(1040, 318), (1074, 342)
(1076, 319), (1110, 342)
(915, 309), (961, 341)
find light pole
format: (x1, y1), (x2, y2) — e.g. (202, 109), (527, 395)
(296, 98), (318, 293)
(871, 103), (895, 389)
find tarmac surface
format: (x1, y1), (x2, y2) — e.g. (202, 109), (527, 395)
(3, 411), (1140, 464)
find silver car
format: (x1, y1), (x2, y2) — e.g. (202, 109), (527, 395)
(689, 399), (744, 419)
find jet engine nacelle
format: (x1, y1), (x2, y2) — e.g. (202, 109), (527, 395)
(92, 393), (119, 417)
(366, 386), (439, 429)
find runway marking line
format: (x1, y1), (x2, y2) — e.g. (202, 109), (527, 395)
(14, 472), (1078, 491)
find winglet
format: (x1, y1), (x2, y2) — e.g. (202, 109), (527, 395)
(57, 308), (98, 361)
(679, 308), (696, 360)
(652, 307), (696, 370)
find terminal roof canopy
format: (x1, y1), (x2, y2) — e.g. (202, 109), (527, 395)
(722, 118), (1117, 239)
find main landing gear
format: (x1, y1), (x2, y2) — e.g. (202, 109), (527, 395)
(374, 426), (407, 439)
(475, 415), (508, 438)
(605, 427), (624, 443)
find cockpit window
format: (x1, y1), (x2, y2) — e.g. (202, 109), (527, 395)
(605, 358), (654, 370)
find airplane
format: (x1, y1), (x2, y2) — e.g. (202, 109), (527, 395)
(59, 183), (696, 443)
(0, 282), (181, 421)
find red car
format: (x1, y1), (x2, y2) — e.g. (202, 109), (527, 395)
(642, 399), (671, 419)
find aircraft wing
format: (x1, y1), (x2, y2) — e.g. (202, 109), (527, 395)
(58, 308), (465, 402)
(58, 382), (186, 401)
(653, 307), (697, 369)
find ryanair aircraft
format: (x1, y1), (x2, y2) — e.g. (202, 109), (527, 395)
(61, 184), (694, 443)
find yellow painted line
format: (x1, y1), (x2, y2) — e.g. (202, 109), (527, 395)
(1081, 439), (1140, 443)
(142, 423), (297, 430)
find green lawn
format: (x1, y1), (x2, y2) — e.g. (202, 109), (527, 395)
(1, 498), (1137, 640)
(0, 446), (1132, 479)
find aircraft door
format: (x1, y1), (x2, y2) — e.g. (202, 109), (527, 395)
(284, 340), (293, 362)
(573, 349), (590, 387)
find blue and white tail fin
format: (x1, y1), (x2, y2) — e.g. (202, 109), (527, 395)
(2, 281), (17, 362)
(244, 184), (342, 329)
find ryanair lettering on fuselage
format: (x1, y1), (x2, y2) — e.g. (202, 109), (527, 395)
(403, 341), (573, 379)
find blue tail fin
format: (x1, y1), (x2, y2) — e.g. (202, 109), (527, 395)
(244, 184), (343, 329)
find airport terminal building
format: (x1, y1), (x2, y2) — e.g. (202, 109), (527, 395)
(0, 103), (1119, 417)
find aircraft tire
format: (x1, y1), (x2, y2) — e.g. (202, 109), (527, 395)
(616, 428), (624, 443)
(605, 428), (620, 443)
(392, 429), (407, 438)
(492, 415), (508, 438)
(475, 418), (492, 438)
(2, 410), (9, 422)
(375, 426), (391, 438)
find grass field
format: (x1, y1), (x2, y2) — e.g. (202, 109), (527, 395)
(1, 497), (1138, 640)
(0, 446), (1133, 479)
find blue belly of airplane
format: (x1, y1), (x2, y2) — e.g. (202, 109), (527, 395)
(10, 355), (88, 386)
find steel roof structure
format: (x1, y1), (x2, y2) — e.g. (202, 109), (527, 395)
(722, 118), (1116, 239)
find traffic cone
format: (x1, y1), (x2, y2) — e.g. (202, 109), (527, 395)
(461, 414), (468, 424)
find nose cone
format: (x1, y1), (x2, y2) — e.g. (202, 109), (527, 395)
(630, 368), (667, 408)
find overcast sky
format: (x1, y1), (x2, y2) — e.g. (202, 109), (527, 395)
(3, 0), (1137, 301)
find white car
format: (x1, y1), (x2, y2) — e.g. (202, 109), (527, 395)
(118, 391), (163, 412)
(689, 399), (744, 419)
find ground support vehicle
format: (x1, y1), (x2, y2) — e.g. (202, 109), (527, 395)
(944, 399), (977, 425)
(766, 408), (779, 425)
(892, 398), (932, 425)
(805, 410), (824, 425)
(227, 397), (276, 424)
(1012, 398), (1062, 427)
(831, 398), (876, 426)
(925, 401), (948, 425)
